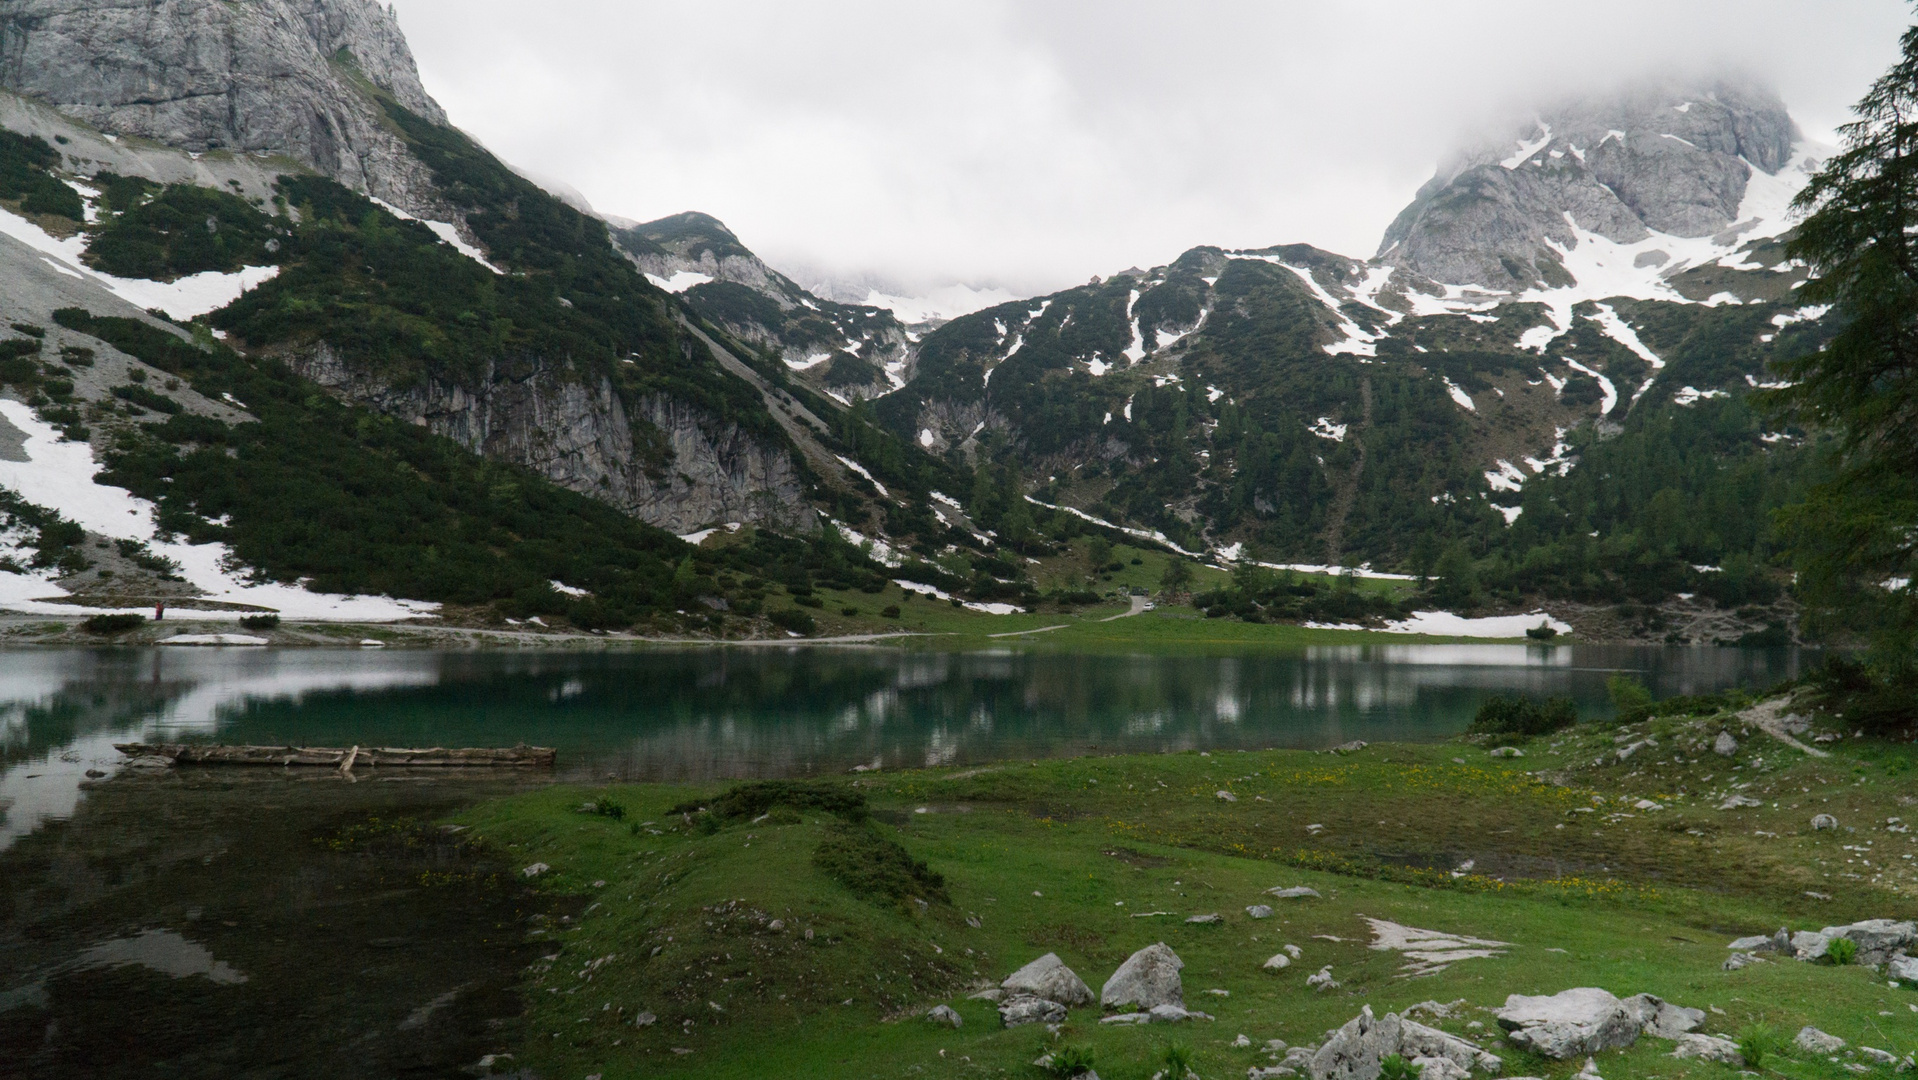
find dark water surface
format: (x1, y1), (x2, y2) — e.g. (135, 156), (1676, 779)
(0, 642), (1810, 1077)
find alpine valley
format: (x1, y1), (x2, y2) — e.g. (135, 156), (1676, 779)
(0, 0), (1833, 642)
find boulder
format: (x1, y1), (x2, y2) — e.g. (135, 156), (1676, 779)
(1791, 930), (1831, 961)
(1306, 1006), (1501, 1080)
(1713, 731), (1738, 756)
(1002, 952), (1094, 1007)
(1495, 988), (1640, 1059)
(1621, 994), (1703, 1039)
(1247, 905), (1275, 919)
(1269, 886), (1322, 899)
(1671, 1034), (1742, 1065)
(1101, 943), (1184, 1010)
(1726, 928), (1790, 954)
(1820, 919), (1918, 965)
(1813, 813), (1839, 831)
(1263, 953), (1292, 971)
(1795, 1027), (1847, 1054)
(998, 995), (1066, 1027)
(1888, 954), (1918, 984)
(926, 1004), (962, 1028)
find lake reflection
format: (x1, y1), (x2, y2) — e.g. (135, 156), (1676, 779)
(0, 643), (1810, 848)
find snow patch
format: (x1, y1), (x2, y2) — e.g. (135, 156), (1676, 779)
(1672, 385), (1727, 407)
(1023, 495), (1206, 559)
(1501, 123), (1553, 170)
(1386, 611), (1572, 638)
(892, 578), (1019, 614)
(835, 456), (891, 498)
(1442, 378), (1476, 412)
(1309, 417), (1348, 442)
(918, 428), (936, 448)
(645, 270), (714, 293)
(1123, 290), (1147, 363)
(1484, 460), (1527, 493)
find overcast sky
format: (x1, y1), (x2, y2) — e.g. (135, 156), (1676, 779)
(389, 1), (1908, 298)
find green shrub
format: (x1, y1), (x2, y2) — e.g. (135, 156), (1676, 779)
(239, 613), (280, 630)
(812, 821), (948, 906)
(881, 604), (901, 618)
(1380, 1054), (1425, 1080)
(1467, 695), (1578, 737)
(577, 797), (626, 821)
(768, 608), (816, 635)
(795, 594), (824, 609)
(0, 130), (84, 221)
(1156, 1042), (1194, 1079)
(1608, 674), (1655, 723)
(1738, 1024), (1784, 1068)
(80, 613), (144, 635)
(1826, 937), (1859, 965)
(111, 383), (183, 414)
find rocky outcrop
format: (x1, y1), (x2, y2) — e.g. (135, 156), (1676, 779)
(287, 344), (812, 535)
(1380, 80), (1800, 291)
(1495, 988), (1642, 1059)
(0, 0), (447, 213)
(1309, 1006), (1502, 1080)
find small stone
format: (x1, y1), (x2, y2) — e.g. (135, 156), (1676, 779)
(1813, 813), (1839, 830)
(1217, 790), (1239, 802)
(1718, 794), (1763, 810)
(1263, 953), (1292, 970)
(967, 988), (1005, 1002)
(632, 1011), (656, 1027)
(768, 919), (785, 931)
(1861, 1047), (1899, 1066)
(1713, 731), (1738, 756)
(521, 862), (550, 878)
(1306, 965), (1339, 992)
(1334, 740), (1368, 753)
(1187, 913), (1224, 925)
(927, 1004), (962, 1028)
(1246, 905), (1274, 919)
(1490, 747), (1524, 758)
(1796, 1027), (1847, 1054)
(1206, 988), (1230, 997)
(1267, 886), (1321, 899)
(1234, 1034), (1253, 1047)
(1723, 952), (1765, 970)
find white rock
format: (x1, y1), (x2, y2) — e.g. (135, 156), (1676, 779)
(1102, 942), (1184, 1010)
(927, 1004), (962, 1028)
(1862, 1047), (1899, 1066)
(1268, 886), (1322, 899)
(1796, 1027), (1847, 1054)
(1671, 1034), (1743, 1065)
(1234, 1034), (1253, 1048)
(1263, 953), (1292, 970)
(1713, 731), (1738, 756)
(1889, 954), (1918, 984)
(1002, 952), (1095, 1007)
(1722, 952), (1765, 971)
(1495, 988), (1640, 1059)
(1307, 966), (1340, 992)
(1247, 905), (1274, 919)
(1813, 813), (1839, 830)
(1306, 1005), (1501, 1080)
(999, 995), (1066, 1027)
(1718, 795), (1763, 810)
(1187, 913), (1224, 925)
(1621, 993), (1704, 1038)
(1792, 930), (1831, 961)
(1218, 790), (1239, 802)
(521, 862), (550, 877)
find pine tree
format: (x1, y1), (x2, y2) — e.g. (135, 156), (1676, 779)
(1773, 16), (1918, 697)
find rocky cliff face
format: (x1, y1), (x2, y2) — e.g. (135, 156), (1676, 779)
(288, 344), (814, 536)
(1380, 80), (1800, 291)
(0, 0), (447, 213)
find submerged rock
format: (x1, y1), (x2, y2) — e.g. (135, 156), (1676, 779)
(1101, 942), (1184, 1010)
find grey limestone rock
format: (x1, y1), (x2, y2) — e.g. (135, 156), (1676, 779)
(1713, 731), (1738, 756)
(926, 1004), (962, 1028)
(1247, 905), (1274, 920)
(1495, 988), (1640, 1059)
(998, 994), (1066, 1027)
(1813, 813), (1839, 831)
(1819, 919), (1918, 965)
(1186, 913), (1224, 925)
(1101, 942), (1184, 1010)
(1722, 952), (1765, 971)
(1859, 1047), (1899, 1066)
(1001, 952), (1094, 1008)
(1268, 886), (1322, 900)
(1797, 1027), (1847, 1054)
(0, 0), (449, 214)
(1888, 954), (1918, 984)
(1307, 1005), (1501, 1080)
(1379, 79), (1800, 291)
(1670, 1034), (1743, 1065)
(1262, 953), (1292, 971)
(1620, 994), (1703, 1039)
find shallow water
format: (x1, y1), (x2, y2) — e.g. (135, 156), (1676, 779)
(0, 642), (1811, 1076)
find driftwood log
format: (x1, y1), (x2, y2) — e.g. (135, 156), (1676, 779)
(114, 743), (556, 768)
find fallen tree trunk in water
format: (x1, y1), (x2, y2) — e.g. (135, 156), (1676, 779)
(114, 744), (557, 768)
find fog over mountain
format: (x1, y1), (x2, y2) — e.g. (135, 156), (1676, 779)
(388, 0), (1902, 305)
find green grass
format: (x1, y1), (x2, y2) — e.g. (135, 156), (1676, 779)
(456, 701), (1918, 1079)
